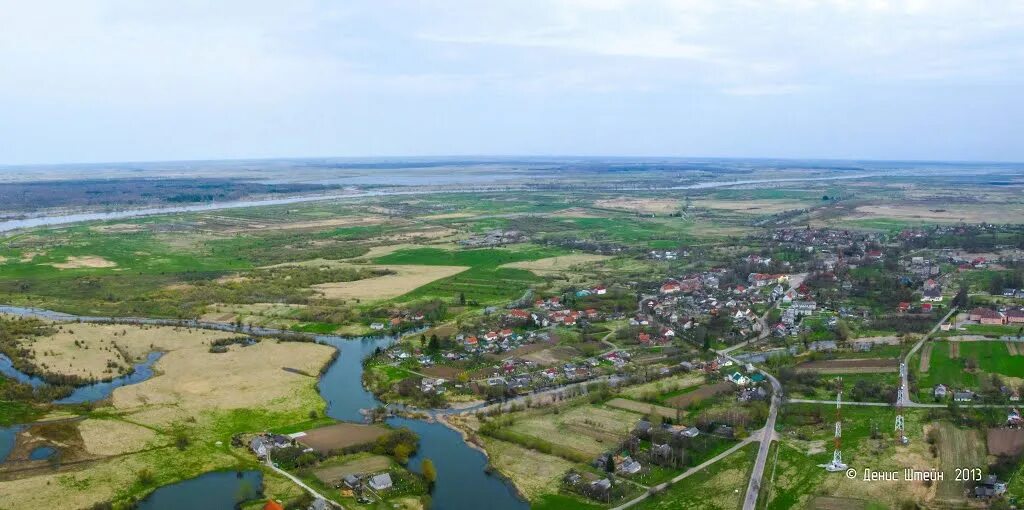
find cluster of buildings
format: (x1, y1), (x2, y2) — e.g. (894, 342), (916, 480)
(967, 307), (1024, 325)
(458, 229), (525, 247)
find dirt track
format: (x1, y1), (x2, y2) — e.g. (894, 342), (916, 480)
(795, 358), (899, 374)
(919, 344), (933, 373)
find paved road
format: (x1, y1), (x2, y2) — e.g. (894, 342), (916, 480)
(720, 351), (782, 510)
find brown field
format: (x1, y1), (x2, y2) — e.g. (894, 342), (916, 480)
(665, 382), (734, 408)
(606, 398), (679, 420)
(500, 254), (610, 275)
(522, 346), (579, 365)
(795, 359), (899, 374)
(919, 344), (933, 373)
(419, 365), (462, 379)
(21, 322), (237, 379)
(949, 342), (960, 359)
(213, 215), (387, 234)
(296, 423), (390, 454)
(49, 256), (117, 269)
(934, 422), (986, 504)
(854, 203), (1024, 224)
(1007, 342), (1021, 356)
(691, 198), (810, 214)
(78, 418), (158, 456)
(550, 207), (605, 218)
(987, 428), (1024, 457)
(112, 339), (334, 427)
(593, 197), (681, 214)
(312, 264), (469, 301)
(312, 454), (392, 484)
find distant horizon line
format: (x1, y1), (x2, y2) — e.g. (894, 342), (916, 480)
(2, 153), (1023, 169)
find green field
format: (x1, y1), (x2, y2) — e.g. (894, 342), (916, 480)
(916, 340), (1024, 393)
(373, 246), (564, 304)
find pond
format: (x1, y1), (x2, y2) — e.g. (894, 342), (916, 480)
(0, 425), (25, 463)
(135, 470), (264, 510)
(28, 445), (57, 460)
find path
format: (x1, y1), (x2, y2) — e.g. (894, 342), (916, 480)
(611, 435), (757, 510)
(266, 457), (343, 509)
(899, 307), (958, 406)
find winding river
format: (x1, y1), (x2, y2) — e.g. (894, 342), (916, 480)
(0, 173), (879, 234)
(0, 306), (527, 510)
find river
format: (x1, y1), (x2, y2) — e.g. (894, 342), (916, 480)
(0, 306), (527, 509)
(0, 172), (879, 234)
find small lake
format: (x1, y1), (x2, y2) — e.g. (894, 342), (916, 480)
(135, 470), (264, 510)
(28, 445), (56, 460)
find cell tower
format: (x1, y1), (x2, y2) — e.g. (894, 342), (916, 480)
(895, 363), (908, 445)
(821, 378), (849, 472)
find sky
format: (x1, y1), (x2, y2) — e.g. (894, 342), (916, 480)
(1, 0), (1023, 165)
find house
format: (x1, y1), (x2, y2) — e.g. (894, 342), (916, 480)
(369, 473), (393, 491)
(617, 456), (642, 475)
(954, 390), (975, 402)
(1006, 309), (1024, 324)
(651, 443), (672, 461)
(969, 307), (1005, 325)
(309, 498), (330, 510)
(921, 302), (933, 312)
(263, 501), (285, 510)
(249, 437), (270, 458)
(898, 302), (910, 313)
(660, 282), (682, 294)
(590, 478), (612, 497)
(633, 420), (652, 438)
(933, 384), (948, 399)
(342, 474), (360, 488)
(791, 301), (817, 314)
(464, 336), (478, 347)
(974, 475), (1006, 499)
(370, 322), (386, 331)
(728, 371), (750, 386)
(638, 333), (651, 344)
(808, 340), (837, 352)
(921, 287), (943, 302)
(594, 285), (607, 295)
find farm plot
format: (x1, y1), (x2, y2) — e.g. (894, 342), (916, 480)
(499, 254), (610, 276)
(665, 382), (733, 408)
(312, 454), (392, 484)
(920, 341), (1024, 392)
(296, 423), (391, 454)
(795, 359), (898, 374)
(933, 422), (986, 504)
(312, 264), (469, 301)
(919, 343), (933, 373)
(987, 428), (1024, 457)
(593, 197), (682, 214)
(606, 398), (679, 420)
(619, 373), (705, 401)
(507, 405), (639, 458)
